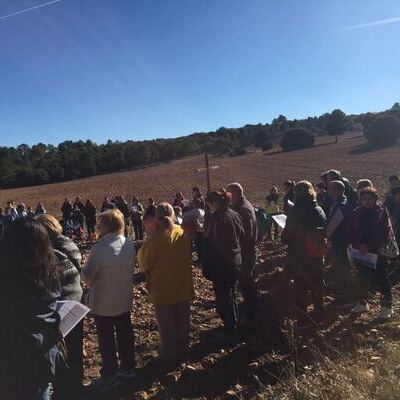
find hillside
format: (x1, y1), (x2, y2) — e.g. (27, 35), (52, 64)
(1, 132), (399, 214)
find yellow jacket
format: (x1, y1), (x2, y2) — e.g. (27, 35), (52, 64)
(138, 225), (194, 305)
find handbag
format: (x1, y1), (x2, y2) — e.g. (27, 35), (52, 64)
(379, 225), (399, 259)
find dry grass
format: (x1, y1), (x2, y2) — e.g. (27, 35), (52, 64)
(260, 338), (400, 400)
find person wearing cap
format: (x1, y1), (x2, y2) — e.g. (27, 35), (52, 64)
(326, 180), (353, 307)
(226, 183), (258, 322)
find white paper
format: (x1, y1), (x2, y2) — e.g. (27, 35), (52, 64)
(347, 246), (378, 270)
(57, 301), (90, 338)
(287, 199), (294, 207)
(272, 214), (287, 229)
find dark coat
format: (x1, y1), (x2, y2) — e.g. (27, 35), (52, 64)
(0, 289), (66, 399)
(327, 195), (351, 255)
(52, 235), (83, 302)
(83, 204), (96, 227)
(282, 199), (326, 258)
(202, 206), (245, 282)
(347, 204), (390, 253)
(231, 196), (258, 269)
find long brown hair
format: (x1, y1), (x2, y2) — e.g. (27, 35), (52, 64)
(0, 218), (59, 299)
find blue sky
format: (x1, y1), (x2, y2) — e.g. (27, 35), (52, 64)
(0, 0), (399, 147)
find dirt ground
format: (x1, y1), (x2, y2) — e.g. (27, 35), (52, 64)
(78, 238), (400, 400)
(1, 132), (400, 214)
(2, 132), (400, 399)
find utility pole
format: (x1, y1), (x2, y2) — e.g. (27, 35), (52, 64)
(204, 150), (211, 193)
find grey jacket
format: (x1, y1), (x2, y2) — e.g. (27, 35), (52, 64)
(52, 235), (83, 302)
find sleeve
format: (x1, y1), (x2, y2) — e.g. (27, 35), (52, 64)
(346, 213), (357, 247)
(367, 209), (391, 251)
(81, 246), (100, 287)
(137, 238), (159, 273)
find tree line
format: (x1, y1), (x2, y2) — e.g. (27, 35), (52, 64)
(0, 104), (399, 189)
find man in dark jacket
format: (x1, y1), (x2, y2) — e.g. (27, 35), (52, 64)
(326, 170), (358, 209)
(227, 183), (258, 321)
(203, 191), (245, 333)
(61, 198), (73, 222)
(326, 181), (353, 306)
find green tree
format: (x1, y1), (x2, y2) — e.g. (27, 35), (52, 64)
(364, 115), (400, 146)
(326, 109), (347, 143)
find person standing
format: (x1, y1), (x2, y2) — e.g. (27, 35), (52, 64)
(326, 181), (353, 307)
(282, 181), (295, 215)
(202, 190), (245, 336)
(6, 201), (19, 221)
(226, 183), (258, 322)
(182, 197), (206, 260)
(35, 214), (84, 400)
(138, 203), (194, 366)
(131, 197), (144, 241)
(61, 199), (73, 222)
(347, 188), (393, 319)
(265, 186), (280, 241)
(0, 218), (67, 400)
(192, 186), (206, 210)
(281, 181), (327, 322)
(82, 209), (136, 390)
(326, 170), (358, 209)
(116, 196), (130, 237)
(384, 175), (400, 215)
(83, 199), (97, 241)
(35, 202), (46, 215)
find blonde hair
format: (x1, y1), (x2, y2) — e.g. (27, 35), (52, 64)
(98, 209), (125, 236)
(155, 202), (175, 233)
(36, 214), (63, 238)
(294, 180), (317, 202)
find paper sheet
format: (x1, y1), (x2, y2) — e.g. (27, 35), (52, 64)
(57, 301), (90, 337)
(272, 214), (287, 229)
(347, 246), (378, 270)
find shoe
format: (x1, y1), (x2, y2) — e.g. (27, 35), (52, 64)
(118, 368), (137, 381)
(351, 302), (369, 314)
(378, 306), (393, 320)
(90, 373), (120, 391)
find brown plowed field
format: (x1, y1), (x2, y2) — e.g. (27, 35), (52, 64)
(1, 132), (399, 214)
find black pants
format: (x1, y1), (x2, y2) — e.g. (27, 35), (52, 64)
(132, 220), (143, 241)
(53, 321), (83, 400)
(287, 256), (324, 313)
(213, 280), (239, 332)
(195, 234), (204, 262)
(94, 312), (135, 378)
(330, 249), (353, 302)
(355, 259), (392, 307)
(238, 255), (258, 319)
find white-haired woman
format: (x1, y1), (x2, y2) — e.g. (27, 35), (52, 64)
(82, 209), (136, 390)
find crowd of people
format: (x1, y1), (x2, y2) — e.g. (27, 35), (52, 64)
(1, 174), (400, 399)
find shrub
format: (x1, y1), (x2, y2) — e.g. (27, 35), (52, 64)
(230, 146), (247, 157)
(280, 128), (315, 151)
(364, 115), (400, 146)
(261, 141), (273, 151)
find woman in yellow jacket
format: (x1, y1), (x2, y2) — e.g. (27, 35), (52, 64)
(138, 202), (194, 366)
